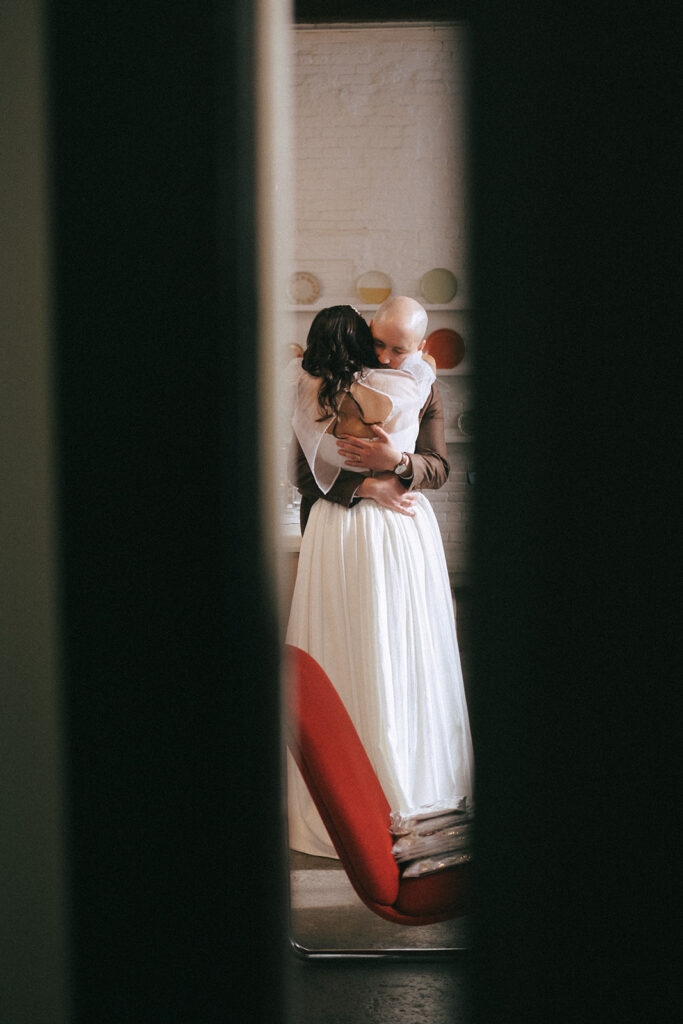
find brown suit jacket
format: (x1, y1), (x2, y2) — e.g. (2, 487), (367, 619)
(289, 381), (450, 532)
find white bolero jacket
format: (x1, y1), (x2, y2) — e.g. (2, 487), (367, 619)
(286, 353), (435, 494)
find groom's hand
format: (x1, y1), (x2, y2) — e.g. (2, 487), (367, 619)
(355, 473), (418, 516)
(336, 425), (403, 473)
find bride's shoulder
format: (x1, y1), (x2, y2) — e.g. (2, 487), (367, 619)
(286, 357), (320, 395)
(400, 353), (436, 386)
(284, 356), (304, 383)
(363, 357), (434, 391)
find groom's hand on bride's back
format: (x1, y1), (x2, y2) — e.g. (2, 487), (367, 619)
(336, 425), (400, 473)
(355, 474), (418, 516)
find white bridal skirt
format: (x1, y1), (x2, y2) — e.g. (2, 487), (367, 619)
(286, 493), (474, 859)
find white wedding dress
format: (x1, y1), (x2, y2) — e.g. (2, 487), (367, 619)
(285, 357), (475, 858)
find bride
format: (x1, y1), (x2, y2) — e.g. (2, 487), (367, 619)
(285, 304), (474, 858)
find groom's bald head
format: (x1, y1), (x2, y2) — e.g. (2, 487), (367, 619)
(370, 296), (428, 369)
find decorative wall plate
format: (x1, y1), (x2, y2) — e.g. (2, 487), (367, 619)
(424, 328), (466, 369)
(419, 268), (458, 304)
(356, 270), (392, 305)
(288, 271), (320, 304)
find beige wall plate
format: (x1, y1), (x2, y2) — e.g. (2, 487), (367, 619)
(288, 271), (321, 304)
(420, 268), (458, 304)
(356, 270), (392, 305)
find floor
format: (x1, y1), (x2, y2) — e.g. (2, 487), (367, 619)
(285, 588), (474, 1022)
(287, 957), (472, 1024)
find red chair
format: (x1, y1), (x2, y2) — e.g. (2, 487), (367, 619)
(285, 644), (473, 938)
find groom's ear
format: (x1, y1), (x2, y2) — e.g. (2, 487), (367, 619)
(417, 338), (426, 351)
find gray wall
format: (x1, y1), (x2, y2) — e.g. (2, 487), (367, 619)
(1, 3), (68, 1020)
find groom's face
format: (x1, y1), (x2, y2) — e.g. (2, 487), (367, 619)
(370, 321), (421, 369)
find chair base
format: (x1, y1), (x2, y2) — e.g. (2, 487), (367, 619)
(290, 937), (471, 961)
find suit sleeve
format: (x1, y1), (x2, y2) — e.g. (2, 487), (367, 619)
(403, 381), (450, 491)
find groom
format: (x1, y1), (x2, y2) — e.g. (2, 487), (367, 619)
(290, 295), (450, 529)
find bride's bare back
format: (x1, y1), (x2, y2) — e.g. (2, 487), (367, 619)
(330, 381), (393, 438)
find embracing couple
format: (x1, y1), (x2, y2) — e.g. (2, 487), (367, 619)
(286, 296), (474, 859)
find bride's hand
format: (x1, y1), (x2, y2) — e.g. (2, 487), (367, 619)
(355, 474), (418, 516)
(336, 425), (401, 472)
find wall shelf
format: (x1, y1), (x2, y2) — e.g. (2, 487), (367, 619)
(285, 303), (472, 313)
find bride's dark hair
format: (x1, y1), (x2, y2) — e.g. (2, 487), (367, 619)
(301, 305), (380, 419)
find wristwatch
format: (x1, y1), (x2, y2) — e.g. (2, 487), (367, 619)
(393, 453), (410, 476)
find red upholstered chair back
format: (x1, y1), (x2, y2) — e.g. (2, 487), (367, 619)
(285, 645), (401, 909)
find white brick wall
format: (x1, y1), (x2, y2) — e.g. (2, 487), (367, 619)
(289, 23), (474, 583)
(291, 23), (470, 303)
